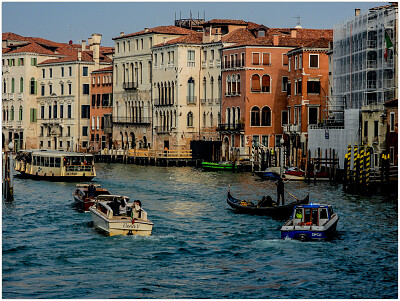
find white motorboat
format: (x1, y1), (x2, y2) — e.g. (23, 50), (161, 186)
(89, 195), (153, 236)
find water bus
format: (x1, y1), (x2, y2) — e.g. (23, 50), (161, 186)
(89, 195), (153, 236)
(281, 203), (339, 241)
(15, 150), (96, 181)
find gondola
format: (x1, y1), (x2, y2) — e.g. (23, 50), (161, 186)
(227, 191), (309, 219)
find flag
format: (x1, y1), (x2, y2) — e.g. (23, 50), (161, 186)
(384, 30), (393, 61)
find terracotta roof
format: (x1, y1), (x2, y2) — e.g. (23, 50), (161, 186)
(301, 37), (332, 48)
(221, 28), (257, 43)
(2, 32), (26, 41)
(4, 42), (57, 55)
(92, 66), (113, 73)
(113, 25), (195, 40)
(153, 32), (203, 47)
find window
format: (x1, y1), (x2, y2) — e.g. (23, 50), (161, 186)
(41, 105), (45, 119)
(262, 135), (269, 147)
(282, 76), (288, 92)
(253, 135), (260, 145)
(282, 111), (288, 126)
(282, 53), (288, 66)
(299, 54), (302, 69)
(258, 29), (266, 37)
(61, 67), (64, 77)
(82, 66), (88, 76)
(48, 106), (52, 119)
(18, 106), (23, 121)
(287, 81), (291, 96)
(187, 111), (193, 127)
(53, 102), (57, 118)
(252, 53), (260, 65)
(69, 67), (72, 76)
(49, 68), (53, 78)
(261, 75), (270, 92)
(20, 77), (23, 93)
(295, 56), (298, 70)
(149, 37), (153, 47)
(82, 84), (89, 95)
(288, 57), (291, 71)
(68, 83), (72, 95)
(390, 112), (395, 132)
(308, 107), (318, 125)
(31, 58), (37, 66)
(294, 80), (297, 95)
(18, 58), (24, 66)
(251, 74), (261, 92)
(251, 107), (260, 126)
(364, 120), (368, 137)
(226, 75), (231, 95)
(262, 53), (270, 66)
(42, 69), (45, 78)
(374, 120), (379, 137)
(307, 79), (320, 94)
(30, 108), (37, 122)
(309, 54), (319, 68)
(275, 135), (283, 147)
(67, 105), (72, 118)
(10, 106), (14, 121)
(82, 126), (88, 136)
(187, 50), (195, 67)
(49, 84), (52, 95)
(261, 107), (271, 126)
(187, 77), (195, 103)
(237, 74), (241, 94)
(60, 105), (64, 118)
(30, 78), (36, 95)
(298, 79), (302, 94)
(81, 105), (90, 119)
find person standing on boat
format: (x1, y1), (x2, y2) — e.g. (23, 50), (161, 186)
(88, 184), (95, 198)
(276, 177), (285, 206)
(119, 198), (127, 216)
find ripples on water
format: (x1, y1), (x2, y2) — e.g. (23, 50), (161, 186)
(3, 164), (398, 298)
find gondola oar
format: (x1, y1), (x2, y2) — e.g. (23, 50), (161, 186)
(284, 189), (300, 201)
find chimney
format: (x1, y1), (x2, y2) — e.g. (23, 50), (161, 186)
(81, 40), (86, 51)
(88, 37), (93, 50)
(355, 8), (361, 16)
(273, 34), (279, 46)
(91, 33), (102, 69)
(77, 50), (82, 61)
(290, 28), (297, 38)
(120, 32), (125, 37)
(144, 28), (149, 32)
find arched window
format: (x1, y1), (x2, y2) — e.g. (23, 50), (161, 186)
(115, 65), (118, 85)
(251, 106), (260, 126)
(237, 107), (241, 123)
(262, 75), (271, 92)
(19, 106), (23, 121)
(251, 74), (261, 92)
(226, 107), (231, 126)
(210, 112), (213, 127)
(30, 78), (36, 95)
(261, 106), (271, 126)
(20, 77), (24, 93)
(218, 75), (222, 99)
(226, 75), (231, 95)
(232, 107), (236, 126)
(203, 77), (207, 101)
(187, 77), (195, 103)
(53, 101), (57, 119)
(3, 79), (6, 93)
(203, 112), (206, 127)
(168, 82), (171, 104)
(210, 77), (214, 100)
(232, 75), (236, 94)
(10, 106), (14, 121)
(11, 78), (15, 93)
(171, 82), (174, 104)
(157, 83), (161, 105)
(187, 111), (193, 127)
(237, 74), (241, 94)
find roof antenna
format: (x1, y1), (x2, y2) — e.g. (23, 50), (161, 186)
(292, 16), (302, 28)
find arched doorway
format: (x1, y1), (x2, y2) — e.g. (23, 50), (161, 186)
(130, 132), (135, 149)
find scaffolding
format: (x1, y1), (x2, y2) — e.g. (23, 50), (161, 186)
(331, 4), (398, 119)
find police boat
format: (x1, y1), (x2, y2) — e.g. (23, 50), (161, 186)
(280, 203), (339, 241)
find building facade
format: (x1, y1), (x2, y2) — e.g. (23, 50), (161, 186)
(89, 66), (113, 152)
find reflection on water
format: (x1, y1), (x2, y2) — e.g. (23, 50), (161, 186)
(2, 163), (398, 299)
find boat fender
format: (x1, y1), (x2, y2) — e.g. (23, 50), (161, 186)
(299, 234), (307, 241)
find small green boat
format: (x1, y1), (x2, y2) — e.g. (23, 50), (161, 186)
(201, 162), (237, 171)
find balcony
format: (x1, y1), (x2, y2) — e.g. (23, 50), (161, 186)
(216, 59), (221, 68)
(214, 98), (221, 104)
(201, 98), (207, 104)
(17, 93), (23, 100)
(154, 126), (169, 134)
(154, 100), (173, 107)
(123, 82), (138, 90)
(217, 123), (245, 133)
(284, 124), (301, 133)
(112, 116), (151, 125)
(2, 65), (9, 73)
(201, 61), (206, 68)
(186, 96), (197, 104)
(223, 60), (244, 70)
(209, 60), (214, 68)
(16, 120), (23, 128)
(38, 118), (62, 125)
(208, 98), (213, 104)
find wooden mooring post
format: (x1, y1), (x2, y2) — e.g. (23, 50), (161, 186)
(3, 142), (14, 201)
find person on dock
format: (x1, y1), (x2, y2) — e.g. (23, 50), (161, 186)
(275, 177), (285, 206)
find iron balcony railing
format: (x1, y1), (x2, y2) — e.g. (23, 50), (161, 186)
(217, 123), (245, 132)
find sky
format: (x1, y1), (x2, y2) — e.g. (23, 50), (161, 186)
(2, 1), (388, 47)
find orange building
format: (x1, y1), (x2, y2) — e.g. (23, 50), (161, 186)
(90, 66), (113, 153)
(285, 38), (332, 151)
(219, 26), (332, 159)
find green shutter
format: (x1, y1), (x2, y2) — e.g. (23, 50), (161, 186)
(20, 77), (24, 93)
(11, 78), (15, 93)
(34, 80), (37, 95)
(34, 108), (37, 122)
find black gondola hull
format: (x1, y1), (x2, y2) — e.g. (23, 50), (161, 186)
(227, 192), (309, 219)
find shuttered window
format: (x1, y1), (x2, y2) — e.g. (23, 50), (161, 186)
(309, 54), (319, 68)
(251, 74), (261, 92)
(252, 53), (260, 65)
(262, 53), (270, 66)
(262, 75), (270, 92)
(282, 53), (288, 66)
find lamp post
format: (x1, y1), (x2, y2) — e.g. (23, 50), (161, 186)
(280, 137), (285, 177)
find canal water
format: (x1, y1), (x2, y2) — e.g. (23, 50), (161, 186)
(3, 163), (398, 298)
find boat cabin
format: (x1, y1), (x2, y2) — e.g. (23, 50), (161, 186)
(74, 184), (111, 199)
(292, 204), (334, 227)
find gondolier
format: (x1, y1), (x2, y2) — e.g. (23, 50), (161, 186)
(276, 178), (285, 205)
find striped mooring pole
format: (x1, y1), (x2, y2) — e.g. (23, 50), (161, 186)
(365, 145), (371, 191)
(251, 144), (255, 172)
(359, 143), (364, 187)
(354, 143), (358, 186)
(347, 143), (352, 184)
